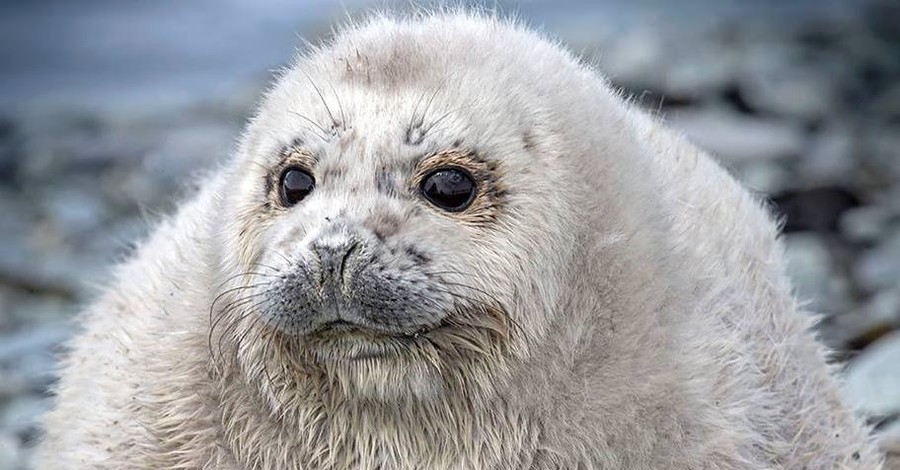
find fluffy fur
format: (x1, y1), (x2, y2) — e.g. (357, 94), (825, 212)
(37, 12), (886, 469)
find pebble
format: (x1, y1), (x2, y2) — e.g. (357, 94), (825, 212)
(843, 332), (900, 417)
(880, 419), (900, 456)
(0, 396), (48, 438)
(0, 321), (70, 357)
(782, 233), (851, 314)
(40, 185), (110, 239)
(854, 230), (900, 292)
(668, 108), (806, 163)
(825, 286), (900, 350)
(738, 43), (844, 120)
(0, 120), (21, 186)
(662, 45), (739, 98)
(865, 128), (900, 183)
(800, 125), (855, 186)
(0, 432), (21, 470)
(599, 27), (668, 90)
(872, 83), (900, 121)
(739, 160), (791, 194)
(840, 206), (893, 243)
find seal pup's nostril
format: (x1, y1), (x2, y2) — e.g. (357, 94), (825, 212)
(339, 240), (361, 286)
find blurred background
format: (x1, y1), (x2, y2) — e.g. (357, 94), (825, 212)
(1, 0), (899, 467)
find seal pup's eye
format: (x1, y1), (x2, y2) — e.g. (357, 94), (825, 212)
(280, 168), (315, 207)
(420, 168), (476, 212)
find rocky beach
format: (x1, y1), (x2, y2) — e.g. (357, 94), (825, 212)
(0, 1), (898, 467)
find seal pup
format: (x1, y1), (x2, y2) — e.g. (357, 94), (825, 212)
(37, 12), (886, 469)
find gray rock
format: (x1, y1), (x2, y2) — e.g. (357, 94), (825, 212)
(40, 185), (110, 239)
(854, 230), (900, 292)
(873, 83), (900, 121)
(840, 206), (893, 243)
(0, 369), (30, 401)
(739, 44), (843, 120)
(862, 287), (900, 328)
(800, 125), (855, 186)
(668, 108), (806, 163)
(0, 324), (70, 365)
(143, 120), (234, 180)
(865, 128), (900, 182)
(880, 419), (900, 457)
(825, 287), (900, 349)
(0, 432), (21, 470)
(663, 45), (739, 98)
(782, 233), (850, 314)
(0, 396), (47, 437)
(84, 215), (149, 261)
(7, 293), (75, 327)
(599, 27), (668, 90)
(0, 288), (13, 332)
(877, 186), (900, 217)
(843, 331), (900, 417)
(0, 191), (35, 289)
(738, 160), (791, 194)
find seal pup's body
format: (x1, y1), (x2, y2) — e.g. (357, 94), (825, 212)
(38, 12), (885, 469)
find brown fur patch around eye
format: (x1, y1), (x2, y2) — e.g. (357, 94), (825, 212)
(411, 149), (507, 228)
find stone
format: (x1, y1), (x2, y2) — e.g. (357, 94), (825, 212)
(599, 27), (668, 90)
(864, 287), (900, 327)
(840, 206), (892, 243)
(864, 128), (900, 183)
(826, 287), (900, 350)
(800, 125), (855, 186)
(0, 432), (21, 470)
(772, 186), (860, 233)
(877, 186), (900, 217)
(662, 45), (739, 99)
(843, 332), (900, 417)
(737, 160), (790, 194)
(0, 369), (30, 401)
(854, 229), (900, 292)
(872, 84), (900, 121)
(668, 108), (806, 163)
(0, 119), (21, 186)
(782, 233), (851, 314)
(880, 419), (900, 458)
(0, 396), (47, 438)
(0, 324), (70, 365)
(40, 185), (109, 240)
(738, 43), (843, 120)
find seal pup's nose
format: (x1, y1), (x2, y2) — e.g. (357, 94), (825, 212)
(311, 238), (361, 293)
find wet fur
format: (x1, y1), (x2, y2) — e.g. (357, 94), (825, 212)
(37, 11), (887, 469)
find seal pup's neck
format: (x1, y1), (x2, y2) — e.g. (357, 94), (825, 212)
(214, 360), (543, 469)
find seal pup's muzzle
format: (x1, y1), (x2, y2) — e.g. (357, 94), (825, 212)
(259, 218), (455, 351)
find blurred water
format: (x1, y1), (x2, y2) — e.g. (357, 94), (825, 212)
(0, 0), (873, 115)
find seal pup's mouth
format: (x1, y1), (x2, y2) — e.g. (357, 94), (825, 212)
(314, 319), (428, 336)
(306, 318), (434, 361)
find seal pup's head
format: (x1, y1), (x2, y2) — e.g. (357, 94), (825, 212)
(209, 12), (663, 409)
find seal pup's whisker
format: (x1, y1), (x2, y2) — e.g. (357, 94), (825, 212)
(211, 294), (272, 367)
(38, 11), (886, 469)
(299, 68), (339, 133)
(288, 110), (330, 141)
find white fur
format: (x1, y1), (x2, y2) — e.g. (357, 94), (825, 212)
(36, 11), (887, 469)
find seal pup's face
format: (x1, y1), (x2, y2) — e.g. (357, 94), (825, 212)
(212, 16), (580, 403)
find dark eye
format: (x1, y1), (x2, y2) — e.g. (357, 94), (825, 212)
(420, 168), (477, 212)
(279, 168), (315, 207)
